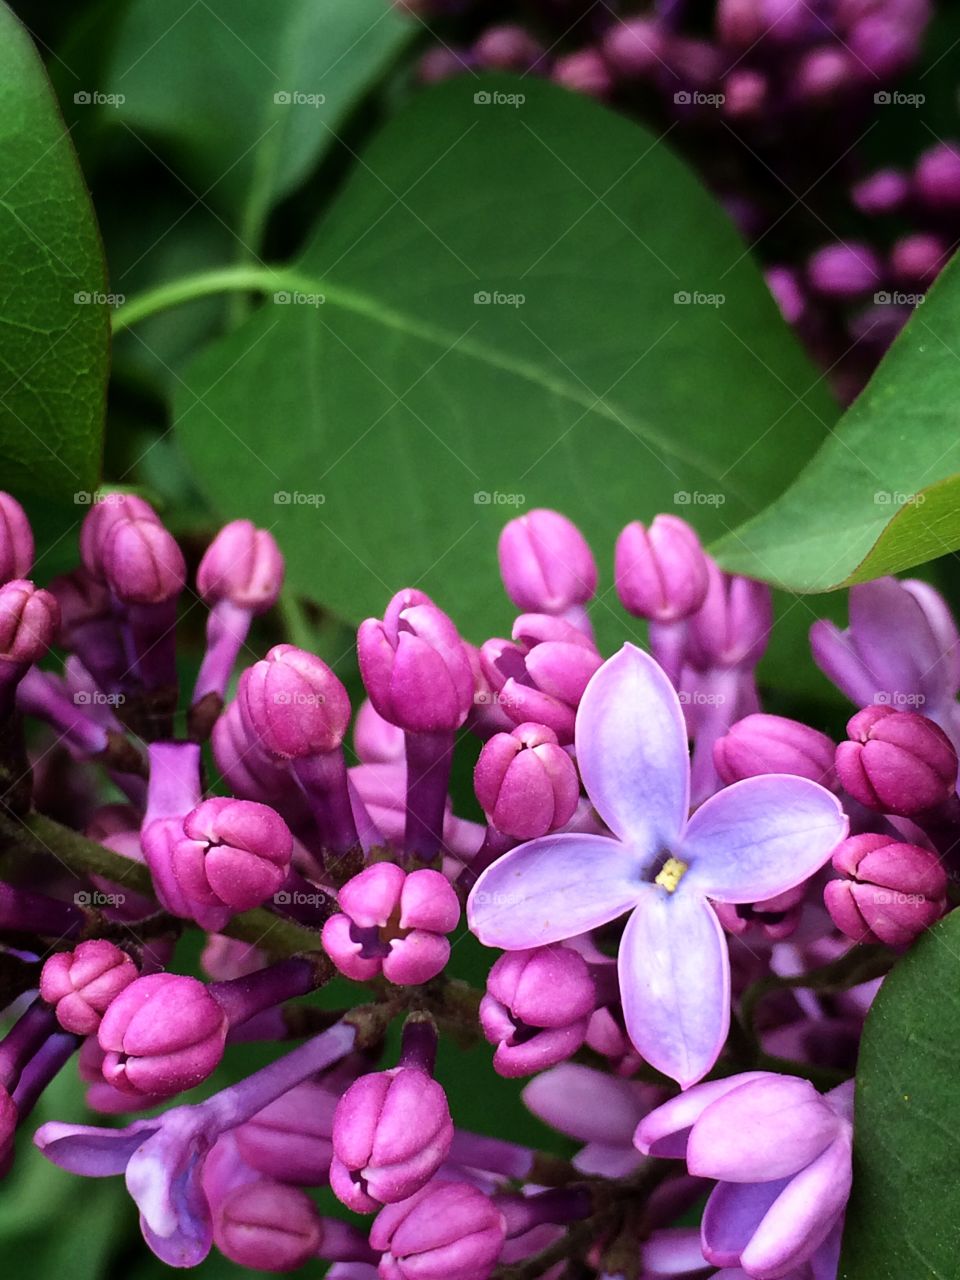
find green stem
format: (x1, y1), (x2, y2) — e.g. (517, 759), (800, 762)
(111, 265), (310, 334)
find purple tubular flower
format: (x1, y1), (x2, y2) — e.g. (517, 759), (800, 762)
(40, 941), (139, 1036)
(835, 704), (957, 816)
(331, 1067), (454, 1212)
(170, 797), (294, 931)
(48, 568), (128, 695)
(480, 614), (603, 745)
(35, 1022), (357, 1266)
(497, 508), (597, 616)
(140, 740), (204, 917)
(468, 645), (847, 1087)
(474, 722), (579, 840)
(639, 1072), (854, 1279)
(479, 947), (596, 1077)
(233, 1081), (338, 1184)
(684, 562), (772, 673)
(322, 863), (460, 985)
(713, 882), (807, 942)
(614, 516), (709, 622)
(825, 833), (947, 946)
(0, 492), (34, 583)
(370, 1180), (506, 1280)
(714, 714), (837, 787)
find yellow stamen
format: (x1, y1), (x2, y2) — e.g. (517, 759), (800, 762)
(654, 857), (689, 893)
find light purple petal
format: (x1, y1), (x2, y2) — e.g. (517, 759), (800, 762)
(575, 644), (688, 845)
(468, 833), (643, 948)
(642, 1226), (709, 1276)
(740, 1131), (852, 1278)
(809, 620), (879, 708)
(125, 1115), (214, 1267)
(687, 1075), (841, 1182)
(702, 1178), (789, 1268)
(619, 890), (730, 1089)
(849, 578), (938, 702)
(681, 775), (848, 903)
(522, 1064), (646, 1144)
(34, 1119), (158, 1176)
(634, 1073), (772, 1159)
(574, 1142), (643, 1178)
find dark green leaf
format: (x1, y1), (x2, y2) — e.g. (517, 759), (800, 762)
(175, 75), (837, 650)
(0, 2), (108, 499)
(839, 911), (960, 1277)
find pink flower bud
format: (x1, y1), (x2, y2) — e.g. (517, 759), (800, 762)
(835, 705), (957, 816)
(807, 242), (883, 299)
(370, 1181), (506, 1280)
(497, 509), (597, 615)
(171, 797), (294, 930)
(239, 644), (352, 759)
(358, 590), (474, 733)
(685, 563), (772, 671)
(480, 947), (596, 1077)
(825, 833), (947, 946)
(474, 723), (579, 839)
(713, 882), (807, 941)
(330, 1068), (454, 1211)
(766, 266), (807, 327)
(214, 1181), (322, 1271)
(614, 516), (709, 622)
(197, 519), (284, 613)
(98, 973), (228, 1097)
(473, 24), (544, 72)
(40, 940), (139, 1036)
(794, 46), (855, 101)
(890, 232), (946, 288)
(235, 1082), (337, 1184)
(551, 48), (613, 98)
(714, 714), (837, 787)
(101, 517), (186, 604)
(0, 580), (59, 664)
(0, 492), (33, 583)
(79, 493), (160, 580)
(916, 142), (960, 210)
(851, 168), (910, 216)
(602, 19), (664, 77)
(322, 863), (460, 986)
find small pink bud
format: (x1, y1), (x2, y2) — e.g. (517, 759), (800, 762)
(0, 580), (59, 664)
(214, 1181), (322, 1271)
(836, 705), (957, 816)
(0, 492), (33, 583)
(79, 493), (160, 580)
(101, 517), (186, 604)
(602, 19), (664, 77)
(916, 142), (960, 210)
(851, 168), (910, 216)
(825, 833), (947, 946)
(473, 24), (544, 71)
(551, 48), (613, 98)
(480, 947), (596, 1077)
(615, 516), (709, 623)
(714, 714), (836, 786)
(497, 509), (597, 616)
(97, 973), (228, 1097)
(807, 242), (883, 299)
(474, 722), (579, 839)
(40, 940), (139, 1036)
(197, 519), (284, 613)
(370, 1180), (505, 1280)
(330, 1068), (454, 1211)
(235, 1082), (337, 1184)
(239, 643), (352, 759)
(890, 232), (946, 288)
(766, 266), (807, 327)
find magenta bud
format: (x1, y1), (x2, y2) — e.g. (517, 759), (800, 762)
(197, 519), (284, 613)
(851, 168), (910, 216)
(0, 493), (33, 583)
(473, 24), (544, 71)
(474, 723), (579, 839)
(552, 48), (613, 97)
(807, 242), (883, 299)
(825, 833), (947, 946)
(602, 19), (664, 77)
(40, 940), (138, 1036)
(722, 68), (767, 119)
(714, 882), (807, 942)
(358, 590), (474, 733)
(614, 515), (709, 622)
(235, 1082), (337, 1184)
(916, 142), (960, 210)
(795, 46), (856, 101)
(714, 714), (837, 787)
(101, 517), (186, 604)
(890, 232), (946, 288)
(480, 947), (596, 1077)
(716, 0), (763, 45)
(835, 705), (958, 816)
(497, 509), (597, 616)
(848, 14), (918, 78)
(686, 563), (772, 671)
(172, 797), (294, 929)
(97, 973), (228, 1097)
(79, 493), (161, 580)
(370, 1180), (506, 1280)
(766, 266), (807, 327)
(215, 1181), (322, 1271)
(0, 580), (59, 664)
(239, 643), (352, 759)
(331, 1068), (454, 1211)
(322, 863), (460, 986)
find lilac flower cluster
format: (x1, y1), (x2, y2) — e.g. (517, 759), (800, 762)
(0, 492), (958, 1277)
(395, 0), (952, 400)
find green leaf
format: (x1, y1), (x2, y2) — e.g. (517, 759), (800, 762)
(175, 75), (837, 647)
(839, 912), (960, 1278)
(104, 0), (412, 247)
(714, 254), (960, 592)
(0, 2), (108, 500)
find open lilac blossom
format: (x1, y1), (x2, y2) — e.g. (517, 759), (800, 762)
(468, 645), (847, 1086)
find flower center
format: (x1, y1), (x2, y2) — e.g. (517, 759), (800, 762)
(654, 856), (688, 893)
